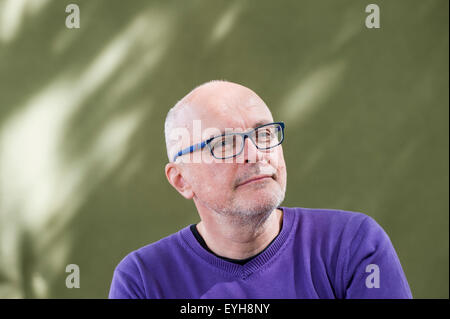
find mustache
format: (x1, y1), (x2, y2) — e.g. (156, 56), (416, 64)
(234, 165), (277, 188)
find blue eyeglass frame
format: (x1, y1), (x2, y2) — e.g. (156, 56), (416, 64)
(172, 121), (285, 162)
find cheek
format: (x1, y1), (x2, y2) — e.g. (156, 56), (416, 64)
(211, 165), (236, 190)
(192, 165), (235, 196)
(275, 151), (287, 186)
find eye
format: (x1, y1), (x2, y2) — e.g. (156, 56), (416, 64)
(258, 129), (273, 138)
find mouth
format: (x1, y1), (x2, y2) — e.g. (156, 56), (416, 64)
(236, 175), (274, 188)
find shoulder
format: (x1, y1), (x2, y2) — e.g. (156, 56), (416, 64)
(113, 227), (187, 276)
(109, 227), (191, 298)
(283, 206), (384, 244)
(286, 206), (372, 231)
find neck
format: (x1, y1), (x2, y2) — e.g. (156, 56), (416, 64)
(196, 207), (283, 260)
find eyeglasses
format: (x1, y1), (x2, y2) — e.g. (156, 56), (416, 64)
(172, 121), (285, 162)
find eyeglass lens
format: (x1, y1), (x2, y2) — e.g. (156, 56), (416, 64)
(209, 124), (283, 159)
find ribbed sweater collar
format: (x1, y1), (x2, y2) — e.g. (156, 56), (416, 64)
(178, 206), (296, 278)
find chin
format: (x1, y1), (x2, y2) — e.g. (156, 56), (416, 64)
(234, 190), (284, 217)
(244, 184), (283, 201)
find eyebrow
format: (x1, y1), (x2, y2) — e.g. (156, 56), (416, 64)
(253, 120), (272, 128)
(206, 120), (273, 139)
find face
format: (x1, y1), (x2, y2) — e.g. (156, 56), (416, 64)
(177, 84), (287, 220)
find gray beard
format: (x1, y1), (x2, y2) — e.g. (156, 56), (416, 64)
(202, 189), (285, 229)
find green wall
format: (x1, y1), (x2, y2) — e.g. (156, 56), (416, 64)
(0, 0), (448, 298)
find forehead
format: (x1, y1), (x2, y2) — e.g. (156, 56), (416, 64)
(190, 93), (274, 132)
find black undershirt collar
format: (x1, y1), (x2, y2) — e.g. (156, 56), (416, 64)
(189, 224), (279, 265)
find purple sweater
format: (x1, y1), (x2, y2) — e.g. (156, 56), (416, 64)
(109, 207), (412, 299)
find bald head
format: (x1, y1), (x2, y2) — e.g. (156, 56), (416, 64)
(164, 80), (287, 225)
(164, 80), (273, 161)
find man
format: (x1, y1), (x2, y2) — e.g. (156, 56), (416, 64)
(109, 80), (412, 299)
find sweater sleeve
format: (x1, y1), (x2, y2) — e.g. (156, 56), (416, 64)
(343, 216), (413, 299)
(108, 253), (147, 299)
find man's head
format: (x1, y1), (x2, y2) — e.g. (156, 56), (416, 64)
(164, 80), (287, 222)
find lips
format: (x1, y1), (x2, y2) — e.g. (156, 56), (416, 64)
(236, 174), (273, 187)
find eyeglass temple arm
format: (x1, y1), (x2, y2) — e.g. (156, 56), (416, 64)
(173, 140), (208, 162)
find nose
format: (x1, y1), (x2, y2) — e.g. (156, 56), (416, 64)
(241, 135), (263, 164)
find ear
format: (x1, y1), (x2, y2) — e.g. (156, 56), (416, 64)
(165, 162), (194, 200)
